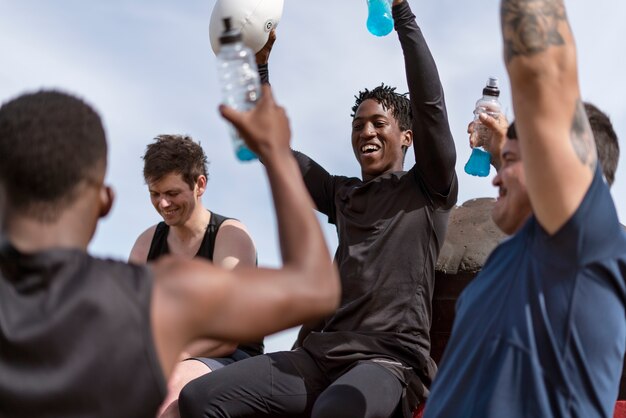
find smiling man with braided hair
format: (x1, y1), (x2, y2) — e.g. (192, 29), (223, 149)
(178, 1), (457, 417)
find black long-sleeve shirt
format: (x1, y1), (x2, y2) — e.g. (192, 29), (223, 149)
(266, 1), (457, 413)
(293, 1), (458, 410)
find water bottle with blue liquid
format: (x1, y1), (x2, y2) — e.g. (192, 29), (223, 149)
(464, 77), (502, 177)
(216, 17), (260, 162)
(366, 0), (394, 37)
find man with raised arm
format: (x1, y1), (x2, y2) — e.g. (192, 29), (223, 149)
(179, 1), (457, 416)
(424, 1), (626, 417)
(0, 86), (339, 418)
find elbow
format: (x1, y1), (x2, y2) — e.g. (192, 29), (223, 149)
(308, 257), (341, 317)
(324, 264), (341, 313)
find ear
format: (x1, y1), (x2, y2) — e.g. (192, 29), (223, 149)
(195, 175), (207, 197)
(402, 129), (413, 148)
(99, 185), (114, 219)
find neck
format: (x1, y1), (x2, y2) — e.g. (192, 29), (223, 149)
(169, 205), (211, 241)
(508, 211), (533, 236)
(8, 218), (90, 253)
(6, 187), (101, 253)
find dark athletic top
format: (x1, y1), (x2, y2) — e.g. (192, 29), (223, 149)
(146, 211), (264, 357)
(0, 244), (166, 418)
(425, 167), (626, 418)
(294, 1), (457, 412)
(147, 212), (230, 262)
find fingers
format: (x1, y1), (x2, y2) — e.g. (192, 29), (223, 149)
(468, 121), (479, 148)
(478, 113), (500, 131)
(219, 104), (242, 128)
(256, 30), (277, 65)
(219, 85), (276, 122)
(469, 131), (478, 148)
(267, 30), (277, 48)
(218, 86), (283, 147)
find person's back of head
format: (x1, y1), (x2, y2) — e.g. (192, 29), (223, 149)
(142, 134), (208, 190)
(584, 102), (619, 186)
(0, 90), (107, 223)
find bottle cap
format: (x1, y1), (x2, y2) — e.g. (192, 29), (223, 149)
(483, 77), (500, 97)
(219, 17), (242, 45)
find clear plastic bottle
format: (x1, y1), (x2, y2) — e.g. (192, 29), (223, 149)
(216, 17), (261, 162)
(366, 0), (394, 37)
(464, 77), (502, 177)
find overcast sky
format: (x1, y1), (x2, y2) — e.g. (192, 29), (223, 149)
(1, 0), (624, 352)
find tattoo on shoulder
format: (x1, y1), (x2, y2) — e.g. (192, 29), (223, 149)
(501, 0), (567, 63)
(571, 100), (597, 172)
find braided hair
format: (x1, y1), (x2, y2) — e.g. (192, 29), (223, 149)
(351, 83), (412, 131)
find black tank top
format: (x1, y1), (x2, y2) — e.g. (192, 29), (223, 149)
(0, 244), (166, 417)
(147, 211), (229, 262)
(146, 212), (264, 357)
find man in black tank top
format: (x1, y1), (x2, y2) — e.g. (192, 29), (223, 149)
(0, 88), (339, 417)
(129, 134), (262, 417)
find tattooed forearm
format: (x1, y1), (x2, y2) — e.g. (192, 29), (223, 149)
(571, 100), (597, 172)
(501, 0), (568, 63)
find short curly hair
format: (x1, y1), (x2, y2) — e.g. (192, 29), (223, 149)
(584, 102), (619, 186)
(351, 83), (412, 132)
(142, 135), (209, 190)
(0, 90), (107, 222)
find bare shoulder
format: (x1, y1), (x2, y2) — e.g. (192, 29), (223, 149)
(129, 224), (158, 264)
(220, 218), (250, 232)
(214, 218), (257, 269)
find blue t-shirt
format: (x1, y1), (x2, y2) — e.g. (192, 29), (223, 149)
(425, 167), (626, 418)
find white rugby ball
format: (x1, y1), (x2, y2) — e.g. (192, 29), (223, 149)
(209, 0), (284, 55)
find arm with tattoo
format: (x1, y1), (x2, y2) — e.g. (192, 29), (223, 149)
(501, 0), (596, 234)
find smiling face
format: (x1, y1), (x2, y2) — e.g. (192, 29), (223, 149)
(148, 172), (205, 227)
(351, 99), (412, 182)
(491, 139), (532, 235)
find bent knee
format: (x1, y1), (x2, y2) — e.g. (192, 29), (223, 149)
(312, 385), (368, 418)
(178, 379), (210, 418)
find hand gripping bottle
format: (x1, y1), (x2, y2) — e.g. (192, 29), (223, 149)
(464, 77), (502, 177)
(366, 0), (394, 37)
(216, 17), (261, 162)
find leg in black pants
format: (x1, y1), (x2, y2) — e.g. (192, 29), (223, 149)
(178, 349), (328, 417)
(311, 362), (403, 418)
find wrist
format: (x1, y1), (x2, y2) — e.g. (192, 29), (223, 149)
(258, 144), (293, 162)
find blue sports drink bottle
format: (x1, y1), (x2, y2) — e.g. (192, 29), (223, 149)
(366, 0), (393, 37)
(464, 77), (501, 177)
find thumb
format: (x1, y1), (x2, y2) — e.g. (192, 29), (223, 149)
(479, 113), (499, 130)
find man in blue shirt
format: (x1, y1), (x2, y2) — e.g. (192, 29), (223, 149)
(424, 0), (626, 417)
